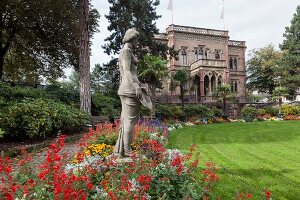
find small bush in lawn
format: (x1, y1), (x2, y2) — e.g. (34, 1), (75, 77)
(281, 105), (298, 116)
(241, 106), (258, 122)
(264, 106), (279, 117)
(257, 108), (266, 116)
(0, 98), (88, 139)
(184, 104), (209, 117)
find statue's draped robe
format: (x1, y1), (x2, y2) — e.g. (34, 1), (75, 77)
(114, 44), (140, 156)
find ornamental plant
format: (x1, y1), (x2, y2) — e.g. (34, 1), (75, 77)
(0, 122), (272, 199)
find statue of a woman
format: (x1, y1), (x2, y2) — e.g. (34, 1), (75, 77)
(114, 28), (146, 157)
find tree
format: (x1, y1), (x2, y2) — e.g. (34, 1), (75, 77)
(170, 69), (191, 110)
(139, 55), (168, 114)
(0, 0), (100, 83)
(79, 0), (91, 115)
(212, 84), (235, 117)
(272, 86), (289, 106)
(278, 5), (300, 96)
(247, 44), (282, 94)
(102, 0), (168, 97)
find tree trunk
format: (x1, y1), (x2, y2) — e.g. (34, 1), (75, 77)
(79, 0), (91, 116)
(223, 98), (227, 117)
(149, 84), (156, 119)
(180, 85), (184, 110)
(0, 54), (3, 81)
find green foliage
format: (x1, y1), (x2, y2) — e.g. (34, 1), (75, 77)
(139, 55), (168, 89)
(241, 106), (258, 122)
(171, 69), (191, 109)
(264, 106), (280, 116)
(0, 98), (88, 139)
(0, 128), (4, 138)
(156, 104), (222, 120)
(0, 81), (79, 106)
(271, 86), (289, 103)
(102, 0), (167, 97)
(256, 108), (266, 116)
(277, 6), (300, 95)
(0, 82), (47, 103)
(183, 104), (209, 117)
(281, 105), (300, 116)
(208, 107), (223, 118)
(91, 93), (120, 116)
(0, 0), (100, 83)
(44, 82), (80, 106)
(246, 44), (282, 94)
(156, 104), (181, 120)
(246, 93), (262, 103)
(212, 84), (235, 116)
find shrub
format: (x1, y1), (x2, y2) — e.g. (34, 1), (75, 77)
(257, 108), (266, 116)
(91, 93), (120, 116)
(264, 106), (279, 117)
(0, 82), (47, 102)
(44, 82), (80, 106)
(156, 104), (183, 120)
(281, 105), (297, 116)
(184, 104), (209, 117)
(0, 98), (88, 139)
(207, 107), (223, 118)
(241, 106), (258, 122)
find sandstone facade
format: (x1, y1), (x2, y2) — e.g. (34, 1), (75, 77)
(154, 24), (247, 104)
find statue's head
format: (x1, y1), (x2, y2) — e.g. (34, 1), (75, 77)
(122, 28), (139, 44)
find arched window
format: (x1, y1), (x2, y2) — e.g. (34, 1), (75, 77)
(230, 80), (238, 92)
(215, 50), (220, 60)
(194, 49), (198, 61)
(229, 56), (238, 71)
(195, 47), (204, 61)
(233, 57), (238, 70)
(229, 57), (233, 70)
(181, 49), (187, 65)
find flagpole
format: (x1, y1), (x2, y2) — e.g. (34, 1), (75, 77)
(168, 0), (173, 24)
(220, 0), (225, 30)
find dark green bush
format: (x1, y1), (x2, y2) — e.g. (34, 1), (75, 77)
(0, 82), (47, 102)
(0, 98), (88, 139)
(264, 106), (279, 116)
(156, 104), (183, 119)
(241, 106), (258, 122)
(91, 93), (121, 116)
(208, 106), (223, 117)
(183, 104), (209, 117)
(44, 83), (80, 106)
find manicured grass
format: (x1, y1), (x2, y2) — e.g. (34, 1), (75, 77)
(167, 121), (300, 200)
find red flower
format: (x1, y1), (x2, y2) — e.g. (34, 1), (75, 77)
(87, 182), (93, 190)
(265, 190), (271, 198)
(5, 193), (13, 200)
(247, 193), (253, 199)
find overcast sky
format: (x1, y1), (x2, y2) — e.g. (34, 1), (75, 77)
(87, 0), (299, 71)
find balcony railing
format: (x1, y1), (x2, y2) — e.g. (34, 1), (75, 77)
(228, 40), (246, 47)
(190, 59), (226, 70)
(167, 25), (228, 37)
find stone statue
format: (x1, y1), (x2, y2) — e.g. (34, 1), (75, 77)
(114, 28), (152, 157)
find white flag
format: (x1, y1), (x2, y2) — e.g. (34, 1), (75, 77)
(167, 0), (173, 11)
(220, 0), (224, 19)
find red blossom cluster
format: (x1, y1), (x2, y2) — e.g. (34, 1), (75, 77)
(237, 192), (253, 199)
(1, 135), (95, 199)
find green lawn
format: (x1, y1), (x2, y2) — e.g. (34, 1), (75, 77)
(167, 121), (300, 200)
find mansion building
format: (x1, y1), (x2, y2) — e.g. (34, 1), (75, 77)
(154, 24), (247, 104)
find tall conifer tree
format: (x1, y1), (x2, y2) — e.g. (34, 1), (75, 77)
(101, 0), (167, 97)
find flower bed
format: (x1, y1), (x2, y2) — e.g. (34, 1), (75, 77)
(0, 121), (272, 199)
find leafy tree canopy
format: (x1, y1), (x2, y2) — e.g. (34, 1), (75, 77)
(278, 5), (300, 95)
(100, 0), (168, 97)
(246, 44), (282, 94)
(0, 0), (100, 84)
